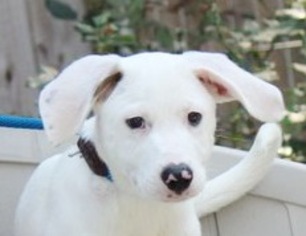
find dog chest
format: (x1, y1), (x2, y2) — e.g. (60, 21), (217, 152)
(96, 195), (201, 236)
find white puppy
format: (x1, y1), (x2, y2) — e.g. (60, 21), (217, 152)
(15, 52), (285, 236)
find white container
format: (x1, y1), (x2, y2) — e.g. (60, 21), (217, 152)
(1, 127), (306, 236)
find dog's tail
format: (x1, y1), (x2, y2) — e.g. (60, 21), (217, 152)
(195, 123), (282, 218)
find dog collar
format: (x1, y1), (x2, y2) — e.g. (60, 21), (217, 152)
(77, 138), (113, 181)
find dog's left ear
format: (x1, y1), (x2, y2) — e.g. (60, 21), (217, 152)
(39, 55), (121, 145)
(183, 51), (285, 122)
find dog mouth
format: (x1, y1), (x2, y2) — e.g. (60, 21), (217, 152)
(159, 188), (200, 203)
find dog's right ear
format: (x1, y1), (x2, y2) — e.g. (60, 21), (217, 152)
(183, 51), (285, 122)
(39, 55), (121, 145)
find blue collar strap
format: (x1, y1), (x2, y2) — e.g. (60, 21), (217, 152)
(77, 138), (112, 181)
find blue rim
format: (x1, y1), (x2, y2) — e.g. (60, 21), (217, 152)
(0, 115), (43, 130)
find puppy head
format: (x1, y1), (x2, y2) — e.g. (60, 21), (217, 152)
(39, 52), (285, 202)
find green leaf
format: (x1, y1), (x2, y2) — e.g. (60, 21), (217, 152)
(45, 0), (77, 20)
(93, 12), (111, 27)
(75, 23), (95, 34)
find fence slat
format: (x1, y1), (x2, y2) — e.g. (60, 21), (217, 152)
(0, 0), (90, 116)
(27, 0), (90, 69)
(0, 0), (37, 115)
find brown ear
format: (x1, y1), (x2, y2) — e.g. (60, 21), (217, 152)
(39, 55), (121, 145)
(93, 72), (122, 104)
(183, 51), (286, 122)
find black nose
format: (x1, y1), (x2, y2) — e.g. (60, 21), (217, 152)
(161, 163), (193, 194)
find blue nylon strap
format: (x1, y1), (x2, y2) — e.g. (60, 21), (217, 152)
(0, 115), (43, 130)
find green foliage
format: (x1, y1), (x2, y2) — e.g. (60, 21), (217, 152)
(281, 77), (306, 163)
(211, 0), (306, 163)
(45, 0), (306, 163)
(75, 12), (138, 53)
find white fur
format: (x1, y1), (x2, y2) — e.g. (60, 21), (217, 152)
(15, 52), (285, 236)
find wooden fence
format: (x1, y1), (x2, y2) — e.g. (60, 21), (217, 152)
(0, 0), (301, 115)
(0, 0), (89, 116)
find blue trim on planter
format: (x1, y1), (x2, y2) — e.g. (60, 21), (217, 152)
(0, 115), (43, 130)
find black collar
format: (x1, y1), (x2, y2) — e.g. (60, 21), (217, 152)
(77, 138), (112, 181)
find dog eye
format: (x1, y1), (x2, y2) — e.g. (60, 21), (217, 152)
(188, 112), (202, 126)
(126, 117), (145, 129)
